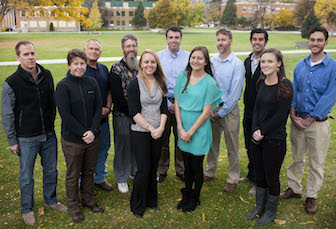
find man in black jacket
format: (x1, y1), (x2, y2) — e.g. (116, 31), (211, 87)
(1, 41), (67, 225)
(241, 29), (268, 195)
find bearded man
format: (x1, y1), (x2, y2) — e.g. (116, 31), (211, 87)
(110, 34), (139, 193)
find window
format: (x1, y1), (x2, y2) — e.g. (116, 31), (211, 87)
(122, 11), (125, 17)
(122, 20), (125, 26)
(110, 20), (114, 26)
(117, 20), (120, 26)
(129, 11), (134, 17)
(117, 11), (120, 16)
(243, 7), (247, 12)
(21, 11), (26, 17)
(248, 7), (252, 12)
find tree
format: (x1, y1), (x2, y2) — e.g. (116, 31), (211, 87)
(191, 1), (205, 26)
(301, 9), (321, 38)
(132, 1), (147, 28)
(253, 0), (272, 28)
(88, 0), (103, 31)
(0, 0), (90, 26)
(204, 0), (221, 23)
(171, 0), (193, 26)
(274, 9), (295, 28)
(147, 0), (179, 29)
(315, 0), (336, 36)
(293, 0), (316, 25)
(221, 0), (237, 26)
(49, 22), (54, 31)
(264, 13), (275, 29)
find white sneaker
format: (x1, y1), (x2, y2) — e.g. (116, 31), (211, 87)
(248, 185), (256, 196)
(118, 183), (129, 193)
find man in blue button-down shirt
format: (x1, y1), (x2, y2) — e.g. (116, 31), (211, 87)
(203, 28), (245, 193)
(280, 27), (336, 214)
(156, 26), (190, 182)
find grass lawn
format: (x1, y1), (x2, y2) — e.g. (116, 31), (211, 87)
(0, 32), (335, 228)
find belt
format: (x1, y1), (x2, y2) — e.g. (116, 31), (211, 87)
(219, 102), (224, 107)
(167, 97), (174, 103)
(296, 112), (333, 122)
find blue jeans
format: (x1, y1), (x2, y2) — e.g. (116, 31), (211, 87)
(18, 133), (58, 213)
(94, 122), (111, 184)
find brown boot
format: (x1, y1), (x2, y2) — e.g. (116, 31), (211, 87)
(305, 198), (318, 214)
(70, 211), (84, 223)
(95, 181), (113, 191)
(223, 182), (237, 192)
(203, 175), (214, 182)
(280, 188), (301, 199)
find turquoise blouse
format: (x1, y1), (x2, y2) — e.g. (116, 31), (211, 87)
(174, 71), (223, 156)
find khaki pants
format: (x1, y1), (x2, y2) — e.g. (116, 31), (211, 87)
(287, 120), (330, 198)
(204, 104), (240, 183)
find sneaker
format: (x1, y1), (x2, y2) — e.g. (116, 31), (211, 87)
(248, 185), (256, 196)
(118, 182), (129, 193)
(223, 182), (237, 192)
(305, 198), (318, 214)
(129, 175), (135, 180)
(22, 211), (35, 225)
(45, 202), (68, 212)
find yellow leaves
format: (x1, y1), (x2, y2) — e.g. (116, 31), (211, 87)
(274, 219), (286, 225)
(39, 207), (44, 215)
(202, 213), (206, 222)
(239, 196), (248, 204)
(315, 0), (336, 23)
(300, 221), (315, 225)
(274, 9), (295, 27)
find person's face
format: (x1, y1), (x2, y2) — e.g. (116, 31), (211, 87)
(166, 31), (182, 51)
(84, 40), (102, 62)
(68, 57), (87, 77)
(260, 53), (281, 77)
(16, 44), (36, 72)
(122, 39), (137, 58)
(140, 53), (157, 76)
(216, 33), (232, 54)
(251, 33), (267, 54)
(190, 50), (207, 72)
(309, 31), (328, 55)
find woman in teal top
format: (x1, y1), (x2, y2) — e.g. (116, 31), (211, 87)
(174, 46), (223, 212)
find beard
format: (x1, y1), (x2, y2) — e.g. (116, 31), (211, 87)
(125, 54), (138, 71)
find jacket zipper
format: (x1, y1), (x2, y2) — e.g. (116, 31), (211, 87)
(79, 80), (88, 126)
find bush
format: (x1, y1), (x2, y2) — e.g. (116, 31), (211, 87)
(49, 22), (54, 32)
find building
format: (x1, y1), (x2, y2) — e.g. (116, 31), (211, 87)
(0, 9), (16, 31)
(101, 1), (156, 30)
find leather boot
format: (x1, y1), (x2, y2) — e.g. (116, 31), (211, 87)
(182, 190), (199, 212)
(177, 188), (189, 210)
(246, 187), (267, 220)
(255, 194), (279, 226)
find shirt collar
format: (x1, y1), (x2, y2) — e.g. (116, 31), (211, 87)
(251, 53), (260, 62)
(215, 51), (234, 63)
(167, 48), (182, 59)
(87, 62), (99, 71)
(305, 52), (330, 66)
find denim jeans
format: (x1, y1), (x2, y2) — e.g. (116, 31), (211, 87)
(94, 121), (111, 184)
(18, 133), (58, 214)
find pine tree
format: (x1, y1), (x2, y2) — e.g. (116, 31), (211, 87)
(132, 1), (147, 28)
(88, 0), (103, 31)
(221, 0), (237, 26)
(301, 9), (321, 39)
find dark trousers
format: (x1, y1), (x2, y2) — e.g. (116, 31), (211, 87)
(251, 139), (286, 196)
(243, 110), (256, 183)
(61, 138), (98, 213)
(158, 112), (184, 175)
(130, 131), (162, 215)
(182, 151), (205, 198)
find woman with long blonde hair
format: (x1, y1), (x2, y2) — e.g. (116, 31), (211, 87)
(127, 49), (168, 218)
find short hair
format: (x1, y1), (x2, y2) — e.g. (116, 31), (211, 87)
(216, 28), (232, 40)
(86, 39), (102, 50)
(165, 26), (182, 38)
(15, 40), (34, 56)
(121, 34), (138, 47)
(309, 26), (329, 41)
(250, 28), (269, 42)
(67, 49), (87, 65)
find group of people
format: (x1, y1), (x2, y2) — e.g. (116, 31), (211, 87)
(2, 26), (336, 226)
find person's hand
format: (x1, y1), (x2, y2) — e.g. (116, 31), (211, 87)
(179, 129), (191, 142)
(9, 144), (19, 156)
(168, 104), (175, 114)
(151, 127), (164, 140)
(101, 107), (111, 118)
(290, 114), (314, 130)
(210, 111), (221, 122)
(252, 129), (264, 142)
(82, 131), (95, 144)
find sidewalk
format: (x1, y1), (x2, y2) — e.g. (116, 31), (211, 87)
(1, 49), (336, 66)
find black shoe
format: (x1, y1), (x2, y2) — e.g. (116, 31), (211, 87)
(176, 173), (185, 181)
(148, 206), (160, 210)
(177, 188), (189, 210)
(255, 194), (279, 226)
(157, 173), (167, 182)
(133, 213), (143, 218)
(182, 190), (200, 212)
(245, 187), (267, 220)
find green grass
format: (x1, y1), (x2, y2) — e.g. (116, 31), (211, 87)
(0, 33), (336, 228)
(1, 31), (336, 61)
